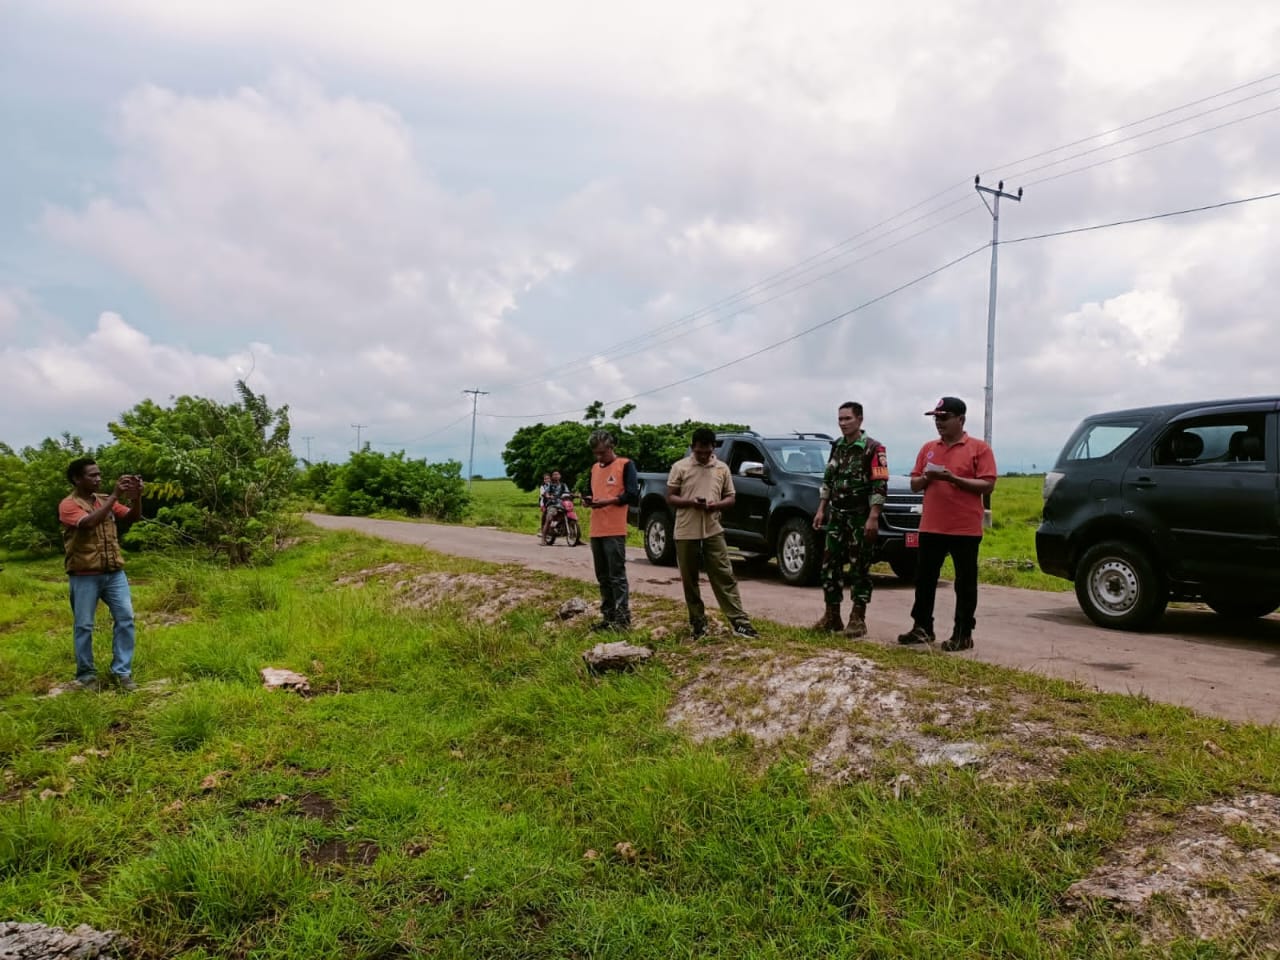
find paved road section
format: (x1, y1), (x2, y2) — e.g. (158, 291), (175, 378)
(307, 514), (1279, 726)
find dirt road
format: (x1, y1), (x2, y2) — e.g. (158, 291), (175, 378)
(307, 514), (1280, 725)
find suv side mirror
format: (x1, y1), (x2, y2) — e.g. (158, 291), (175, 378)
(740, 461), (768, 479)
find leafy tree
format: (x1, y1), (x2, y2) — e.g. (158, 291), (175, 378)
(0, 434), (88, 552)
(323, 450), (468, 521)
(501, 404), (749, 491)
(105, 381), (296, 563)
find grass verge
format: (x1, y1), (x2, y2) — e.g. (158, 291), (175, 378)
(1, 533), (1274, 958)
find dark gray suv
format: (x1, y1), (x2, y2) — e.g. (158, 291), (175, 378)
(1036, 397), (1280, 630)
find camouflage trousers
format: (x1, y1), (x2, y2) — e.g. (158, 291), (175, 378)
(820, 511), (874, 606)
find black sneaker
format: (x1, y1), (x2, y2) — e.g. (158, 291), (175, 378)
(940, 632), (973, 652)
(589, 619), (615, 633)
(690, 620), (708, 640)
(896, 625), (935, 646)
(72, 678), (101, 693)
(113, 674), (140, 692)
(731, 621), (759, 639)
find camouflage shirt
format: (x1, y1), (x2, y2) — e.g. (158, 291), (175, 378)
(820, 432), (888, 511)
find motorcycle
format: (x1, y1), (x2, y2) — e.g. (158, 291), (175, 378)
(541, 496), (581, 546)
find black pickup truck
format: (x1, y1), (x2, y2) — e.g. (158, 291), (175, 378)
(629, 432), (924, 586)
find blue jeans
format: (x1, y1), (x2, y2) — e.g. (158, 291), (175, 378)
(68, 571), (136, 681)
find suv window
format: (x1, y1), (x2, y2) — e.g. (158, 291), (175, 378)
(764, 439), (830, 476)
(1152, 412), (1268, 468)
(1064, 421), (1145, 461)
(729, 441), (765, 475)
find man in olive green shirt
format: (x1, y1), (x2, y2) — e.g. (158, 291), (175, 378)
(666, 428), (758, 640)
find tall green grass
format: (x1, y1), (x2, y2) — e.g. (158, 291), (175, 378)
(0, 535), (1273, 957)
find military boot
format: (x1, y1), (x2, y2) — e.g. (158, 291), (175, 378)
(812, 603), (844, 632)
(843, 602), (868, 639)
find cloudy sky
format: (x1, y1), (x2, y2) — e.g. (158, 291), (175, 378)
(3, 1), (1279, 477)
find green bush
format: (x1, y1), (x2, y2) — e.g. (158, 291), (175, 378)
(323, 449), (468, 520)
(0, 434), (88, 552)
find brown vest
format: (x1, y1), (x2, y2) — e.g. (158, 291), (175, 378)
(61, 494), (126, 574)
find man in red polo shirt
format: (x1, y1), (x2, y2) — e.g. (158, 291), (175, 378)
(896, 397), (997, 652)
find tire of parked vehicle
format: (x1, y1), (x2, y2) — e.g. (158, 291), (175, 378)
(1204, 593), (1280, 620)
(776, 517), (820, 586)
(888, 553), (917, 584)
(1074, 540), (1167, 630)
(643, 510), (677, 566)
(566, 518), (581, 547)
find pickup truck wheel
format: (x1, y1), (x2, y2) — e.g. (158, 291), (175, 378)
(776, 518), (820, 586)
(1204, 593), (1280, 620)
(643, 511), (677, 566)
(1074, 540), (1167, 630)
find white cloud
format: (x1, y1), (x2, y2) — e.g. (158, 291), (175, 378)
(8, 2), (1280, 474)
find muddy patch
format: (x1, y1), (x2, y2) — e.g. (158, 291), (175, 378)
(666, 647), (1112, 781)
(305, 838), (380, 866)
(1066, 793), (1280, 951)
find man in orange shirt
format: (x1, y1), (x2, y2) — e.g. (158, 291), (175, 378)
(582, 430), (639, 631)
(896, 397), (997, 652)
(59, 458), (144, 691)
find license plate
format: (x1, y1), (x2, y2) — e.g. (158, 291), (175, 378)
(905, 533), (919, 548)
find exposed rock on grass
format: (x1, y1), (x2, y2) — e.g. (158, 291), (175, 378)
(666, 647), (1113, 781)
(0, 921), (125, 958)
(1066, 793), (1280, 951)
(260, 667), (311, 694)
(583, 641), (654, 674)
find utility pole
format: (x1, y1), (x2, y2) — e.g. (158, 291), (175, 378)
(300, 435), (314, 462)
(462, 389), (489, 490)
(351, 423), (368, 453)
(974, 175), (1023, 449)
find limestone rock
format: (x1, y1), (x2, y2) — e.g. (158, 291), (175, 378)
(0, 921), (126, 958)
(557, 598), (589, 620)
(260, 668), (311, 694)
(582, 642), (654, 674)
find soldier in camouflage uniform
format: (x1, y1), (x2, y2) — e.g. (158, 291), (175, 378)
(812, 401), (889, 637)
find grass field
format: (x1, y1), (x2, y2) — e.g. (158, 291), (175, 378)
(1, 534), (1276, 957)
(464, 476), (1064, 590)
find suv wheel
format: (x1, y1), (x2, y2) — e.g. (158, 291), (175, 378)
(643, 510), (676, 566)
(1075, 540), (1167, 631)
(776, 517), (819, 586)
(1204, 593), (1280, 620)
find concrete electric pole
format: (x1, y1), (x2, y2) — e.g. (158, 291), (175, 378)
(462, 389), (489, 490)
(974, 175), (1023, 449)
(351, 424), (368, 453)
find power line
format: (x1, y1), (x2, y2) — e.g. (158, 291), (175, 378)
(1009, 87), (1280, 184)
(488, 70), (1280, 394)
(508, 203), (984, 385)
(991, 75), (1280, 175)
(1003, 189), (1280, 244)
(370, 411), (473, 448)
(487, 242), (992, 420)
(1023, 103), (1280, 187)
(486, 186), (1280, 422)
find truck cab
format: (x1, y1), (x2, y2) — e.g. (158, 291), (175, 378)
(631, 432), (923, 585)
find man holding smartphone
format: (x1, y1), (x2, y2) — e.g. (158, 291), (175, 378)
(666, 428), (757, 640)
(897, 397), (997, 652)
(583, 430), (639, 631)
(59, 458), (143, 691)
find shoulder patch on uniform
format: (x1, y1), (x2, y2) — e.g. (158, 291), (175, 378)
(871, 446), (889, 481)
